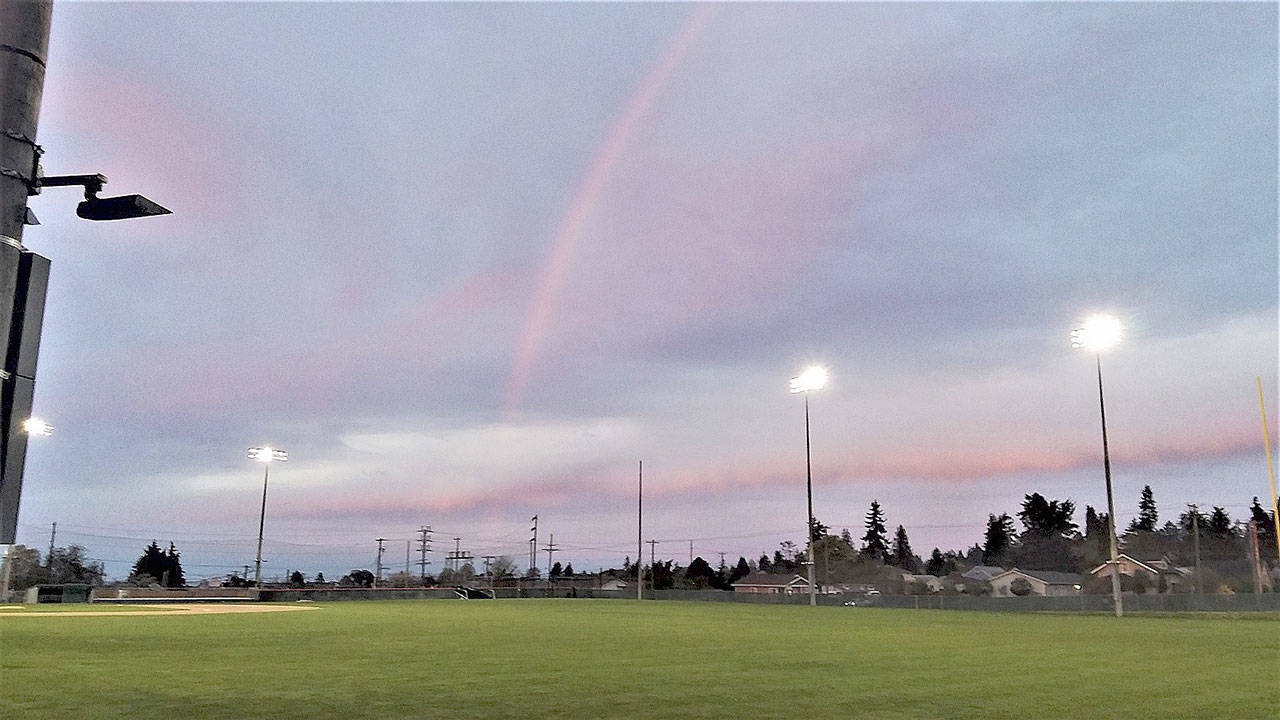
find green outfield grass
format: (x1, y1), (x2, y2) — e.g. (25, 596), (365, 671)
(1, 600), (1276, 718)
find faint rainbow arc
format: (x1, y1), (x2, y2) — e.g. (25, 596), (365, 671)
(502, 5), (718, 417)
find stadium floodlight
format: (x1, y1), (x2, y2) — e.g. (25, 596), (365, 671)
(1072, 316), (1124, 617)
(789, 366), (828, 394)
(247, 446), (288, 588)
(247, 446), (288, 463)
(22, 417), (52, 436)
(1070, 314), (1123, 352)
(790, 366), (828, 607)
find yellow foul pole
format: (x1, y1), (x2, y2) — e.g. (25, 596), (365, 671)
(1257, 376), (1280, 565)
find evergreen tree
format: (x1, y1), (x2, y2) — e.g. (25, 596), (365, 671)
(860, 500), (888, 560)
(729, 557), (751, 583)
(289, 570), (305, 587)
(164, 542), (185, 587)
(1250, 497), (1278, 561)
(683, 557), (717, 588)
(888, 525), (918, 573)
(130, 541), (168, 585)
(562, 563), (574, 577)
(982, 513), (1015, 565)
(1206, 507), (1233, 538)
(758, 553), (771, 572)
(315, 572), (326, 584)
(549, 561), (563, 577)
(1017, 493), (1077, 537)
(840, 528), (854, 546)
(1128, 485), (1158, 532)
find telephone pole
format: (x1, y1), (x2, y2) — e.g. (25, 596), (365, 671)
(647, 539), (658, 593)
(374, 537), (386, 589)
(445, 537), (472, 581)
(688, 540), (693, 566)
(482, 554), (495, 593)
(44, 520), (54, 565)
(417, 526), (432, 580)
(1189, 504), (1202, 595)
(404, 539), (410, 576)
(543, 533), (558, 574)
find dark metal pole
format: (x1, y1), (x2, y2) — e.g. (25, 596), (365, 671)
(805, 392), (816, 606)
(637, 460), (643, 601)
(0, 0), (53, 546)
(253, 464), (268, 587)
(1097, 354), (1123, 617)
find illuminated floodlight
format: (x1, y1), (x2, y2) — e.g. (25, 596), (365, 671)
(22, 418), (52, 436)
(247, 446), (288, 463)
(789, 366), (829, 394)
(1070, 314), (1123, 352)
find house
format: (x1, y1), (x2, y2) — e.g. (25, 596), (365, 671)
(908, 575), (944, 593)
(988, 568), (1083, 597)
(961, 565), (1005, 582)
(600, 578), (630, 592)
(1088, 554), (1192, 593)
(731, 572), (812, 595)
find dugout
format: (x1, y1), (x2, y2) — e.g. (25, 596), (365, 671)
(23, 583), (92, 604)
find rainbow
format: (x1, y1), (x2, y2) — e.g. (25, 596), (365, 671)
(503, 4), (718, 418)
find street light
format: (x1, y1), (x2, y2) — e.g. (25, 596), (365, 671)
(1071, 314), (1124, 618)
(790, 365), (828, 607)
(247, 446), (288, 588)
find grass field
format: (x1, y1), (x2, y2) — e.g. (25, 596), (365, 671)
(1, 600), (1277, 718)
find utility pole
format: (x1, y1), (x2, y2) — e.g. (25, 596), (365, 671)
(637, 460), (643, 600)
(44, 520), (53, 565)
(647, 539), (658, 594)
(529, 515), (538, 576)
(1247, 520), (1265, 594)
(374, 537), (386, 589)
(0, 0), (54, 548)
(417, 526), (431, 581)
(689, 540), (693, 566)
(717, 551), (726, 571)
(482, 554), (495, 593)
(243, 564), (250, 579)
(404, 539), (410, 576)
(444, 537), (472, 582)
(543, 533), (558, 574)
(1189, 504), (1202, 595)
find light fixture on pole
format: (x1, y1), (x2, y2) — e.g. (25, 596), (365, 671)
(0, 416), (53, 601)
(790, 365), (828, 607)
(21, 417), (51, 436)
(247, 446), (288, 588)
(1071, 314), (1124, 618)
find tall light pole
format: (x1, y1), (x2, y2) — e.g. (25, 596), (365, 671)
(1071, 314), (1124, 617)
(0, 415), (51, 601)
(790, 365), (828, 607)
(247, 446), (287, 588)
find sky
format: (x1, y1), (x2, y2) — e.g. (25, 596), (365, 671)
(11, 2), (1278, 582)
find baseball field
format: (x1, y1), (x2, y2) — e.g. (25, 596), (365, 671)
(1, 600), (1275, 718)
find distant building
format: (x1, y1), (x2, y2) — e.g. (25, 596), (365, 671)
(908, 575), (944, 593)
(961, 565), (1005, 582)
(988, 568), (1083, 597)
(731, 572), (812, 595)
(1088, 554), (1192, 593)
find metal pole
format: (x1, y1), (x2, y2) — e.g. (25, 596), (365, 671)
(1189, 504), (1202, 595)
(637, 460), (643, 601)
(253, 464), (269, 587)
(0, 0), (54, 546)
(1096, 354), (1123, 617)
(1257, 377), (1280, 565)
(44, 520), (53, 565)
(804, 392), (816, 606)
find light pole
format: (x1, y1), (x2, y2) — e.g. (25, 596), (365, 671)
(247, 446), (288, 588)
(0, 416), (51, 602)
(790, 366), (828, 607)
(1071, 314), (1124, 618)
